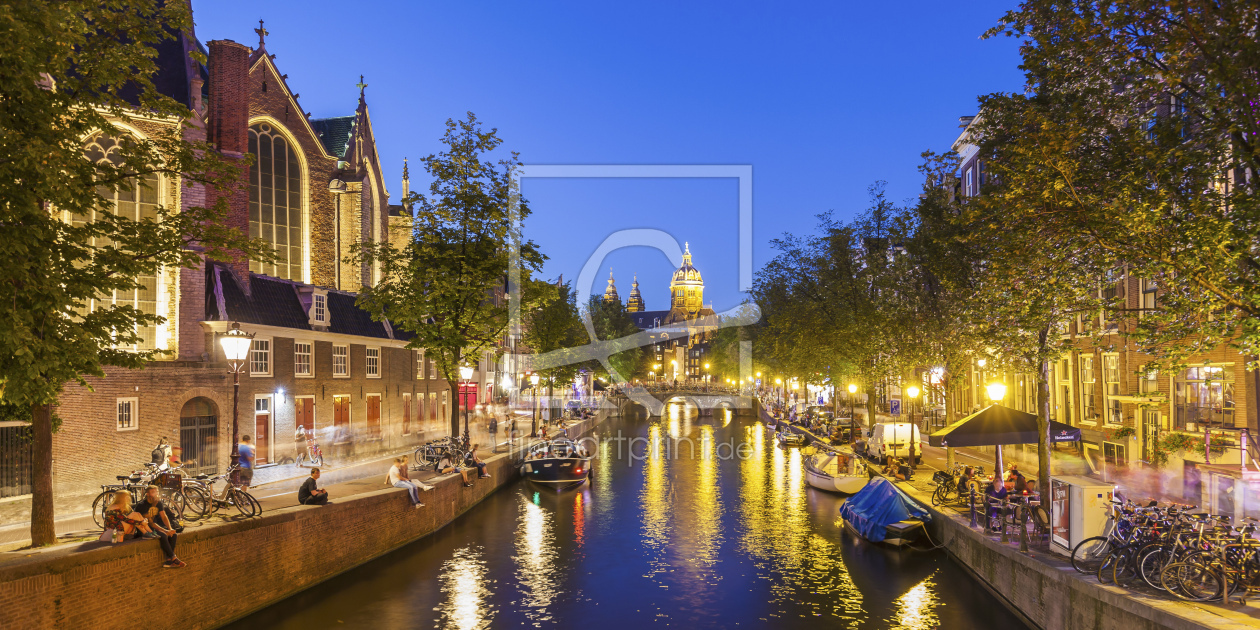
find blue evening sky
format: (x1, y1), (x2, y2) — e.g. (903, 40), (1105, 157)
(193, 1), (1024, 313)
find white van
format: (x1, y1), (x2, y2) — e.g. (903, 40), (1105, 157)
(865, 422), (922, 463)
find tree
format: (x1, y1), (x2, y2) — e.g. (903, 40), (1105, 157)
(581, 295), (647, 382)
(522, 281), (581, 406)
(982, 0), (1260, 369)
(357, 113), (546, 438)
(1, 1), (271, 546)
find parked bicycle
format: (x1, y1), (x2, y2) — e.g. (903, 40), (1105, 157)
(295, 427), (324, 467)
(201, 465), (262, 518)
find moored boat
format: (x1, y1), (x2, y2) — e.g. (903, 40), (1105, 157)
(837, 477), (932, 547)
(776, 429), (807, 447)
(804, 448), (868, 494)
(519, 437), (592, 489)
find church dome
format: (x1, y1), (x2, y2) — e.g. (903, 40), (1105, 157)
(627, 275), (645, 312)
(671, 242), (703, 285)
(603, 270), (620, 304)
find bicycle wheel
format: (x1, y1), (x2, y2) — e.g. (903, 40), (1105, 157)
(181, 485), (212, 520)
(1097, 550), (1118, 584)
(244, 490), (262, 517)
(1137, 544), (1172, 591)
(931, 486), (945, 506)
(91, 490), (116, 529)
(1162, 562), (1222, 602)
(164, 489), (187, 521)
(1112, 547), (1140, 588)
(941, 486), (958, 504)
(229, 488), (256, 518)
(413, 445), (426, 468)
(1071, 536), (1115, 574)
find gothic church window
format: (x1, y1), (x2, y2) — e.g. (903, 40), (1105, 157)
(248, 123), (304, 280)
(77, 134), (160, 351)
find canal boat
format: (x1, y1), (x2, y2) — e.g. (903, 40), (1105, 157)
(804, 448), (868, 494)
(776, 428), (808, 447)
(519, 436), (592, 489)
(838, 477), (932, 547)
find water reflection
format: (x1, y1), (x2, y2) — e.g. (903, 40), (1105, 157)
(892, 573), (942, 630)
(436, 546), (493, 630)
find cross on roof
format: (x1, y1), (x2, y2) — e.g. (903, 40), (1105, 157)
(356, 75), (368, 92)
(254, 19), (268, 47)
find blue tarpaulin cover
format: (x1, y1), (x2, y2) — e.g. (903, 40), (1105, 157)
(838, 477), (932, 542)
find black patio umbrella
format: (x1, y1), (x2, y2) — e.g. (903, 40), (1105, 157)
(928, 404), (1081, 477)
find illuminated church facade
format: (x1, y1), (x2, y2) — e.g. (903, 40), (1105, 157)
(605, 243), (717, 382)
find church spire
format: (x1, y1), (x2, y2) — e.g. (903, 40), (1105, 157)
(254, 19), (269, 49)
(603, 270), (620, 304)
(627, 273), (645, 312)
(682, 241), (692, 265)
(401, 157), (410, 209)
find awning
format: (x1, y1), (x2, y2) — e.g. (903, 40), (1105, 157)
(928, 404), (1081, 448)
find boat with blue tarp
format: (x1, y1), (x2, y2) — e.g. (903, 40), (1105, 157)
(838, 477), (932, 547)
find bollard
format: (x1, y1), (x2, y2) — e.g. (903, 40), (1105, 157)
(969, 486), (978, 528)
(1000, 499), (1009, 543)
(1019, 505), (1030, 553)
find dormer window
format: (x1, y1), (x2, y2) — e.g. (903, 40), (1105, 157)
(313, 293), (327, 323)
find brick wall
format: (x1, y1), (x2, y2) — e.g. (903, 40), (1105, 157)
(0, 413), (608, 630)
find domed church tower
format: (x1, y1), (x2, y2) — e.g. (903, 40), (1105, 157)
(603, 270), (620, 304)
(669, 242), (704, 317)
(626, 274), (645, 312)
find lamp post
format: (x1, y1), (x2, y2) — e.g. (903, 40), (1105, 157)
(459, 365), (474, 445)
(530, 373), (540, 437)
(848, 383), (858, 443)
(986, 381), (1008, 475)
(219, 322), (255, 486)
(906, 385), (920, 426)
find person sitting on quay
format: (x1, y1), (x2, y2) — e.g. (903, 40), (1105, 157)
(103, 491), (188, 568)
(133, 485), (185, 568)
(957, 466), (977, 496)
(437, 453), (476, 487)
(465, 444), (491, 479)
(1006, 463), (1029, 495)
(985, 476), (1008, 525)
(387, 456), (432, 509)
(299, 468), (329, 506)
(882, 455), (909, 481)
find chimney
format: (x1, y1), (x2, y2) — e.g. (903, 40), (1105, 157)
(206, 39), (253, 293)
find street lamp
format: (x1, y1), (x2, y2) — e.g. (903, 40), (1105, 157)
(530, 373), (540, 437)
(459, 365), (474, 444)
(847, 383), (858, 443)
(986, 381), (1007, 403)
(906, 384), (920, 425)
(219, 322), (254, 486)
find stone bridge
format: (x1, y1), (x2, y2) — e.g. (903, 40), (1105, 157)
(605, 390), (759, 417)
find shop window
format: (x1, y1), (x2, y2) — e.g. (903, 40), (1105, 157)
(1174, 366), (1235, 430)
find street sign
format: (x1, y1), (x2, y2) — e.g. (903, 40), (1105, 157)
(890, 399), (901, 416)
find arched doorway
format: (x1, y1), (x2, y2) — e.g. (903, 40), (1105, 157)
(180, 398), (219, 476)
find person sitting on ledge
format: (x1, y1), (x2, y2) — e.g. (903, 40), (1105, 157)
(387, 457), (431, 508)
(437, 453), (476, 487)
(465, 444), (490, 479)
(299, 468), (329, 505)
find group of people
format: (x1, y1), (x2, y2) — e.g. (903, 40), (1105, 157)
(103, 486), (186, 569)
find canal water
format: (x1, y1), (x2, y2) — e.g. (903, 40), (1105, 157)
(230, 402), (1028, 629)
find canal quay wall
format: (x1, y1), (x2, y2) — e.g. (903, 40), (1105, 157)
(0, 407), (631, 630)
(905, 484), (1258, 630)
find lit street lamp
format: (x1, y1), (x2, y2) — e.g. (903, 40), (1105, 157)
(218, 322), (255, 486)
(847, 383), (858, 443)
(986, 381), (1008, 474)
(459, 365), (474, 444)
(905, 384), (920, 426)
(530, 373), (540, 438)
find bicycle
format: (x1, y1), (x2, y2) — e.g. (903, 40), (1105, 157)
(203, 465), (260, 518)
(295, 428), (324, 467)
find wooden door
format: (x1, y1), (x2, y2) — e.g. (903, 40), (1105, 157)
(402, 394), (411, 435)
(367, 395), (381, 438)
(333, 396), (350, 444)
(254, 397), (271, 465)
(296, 398), (314, 435)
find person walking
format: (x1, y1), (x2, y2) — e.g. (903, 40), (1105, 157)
(237, 435), (256, 488)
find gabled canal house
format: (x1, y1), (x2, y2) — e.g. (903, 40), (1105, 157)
(0, 17), (499, 508)
(929, 114), (1260, 520)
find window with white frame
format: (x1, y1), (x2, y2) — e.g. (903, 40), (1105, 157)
(294, 341), (313, 377)
(416, 350), (424, 380)
(429, 356), (437, 379)
(116, 397), (138, 431)
(250, 339), (271, 376)
(313, 293), (327, 324)
(333, 344), (348, 377)
(1103, 354), (1122, 425)
(1140, 278), (1157, 313)
(1174, 366), (1235, 430)
(366, 347), (380, 378)
(1139, 369), (1160, 395)
(965, 167), (974, 196)
(1080, 355), (1096, 423)
(1056, 357), (1073, 425)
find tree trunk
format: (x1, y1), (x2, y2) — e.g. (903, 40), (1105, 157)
(30, 403), (55, 547)
(449, 382), (461, 438)
(865, 385), (877, 431)
(943, 370), (955, 471)
(1035, 341), (1053, 503)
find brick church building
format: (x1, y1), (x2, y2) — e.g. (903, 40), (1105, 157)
(2, 16), (490, 505)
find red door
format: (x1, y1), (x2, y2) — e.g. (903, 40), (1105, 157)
(333, 396), (350, 443)
(296, 398), (314, 435)
(459, 383), (478, 410)
(254, 409), (270, 465)
(367, 395), (381, 438)
(402, 394), (411, 435)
